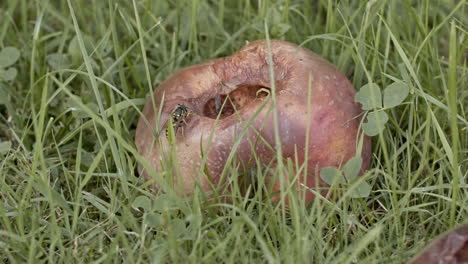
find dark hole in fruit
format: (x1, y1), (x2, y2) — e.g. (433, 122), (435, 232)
(203, 85), (270, 119)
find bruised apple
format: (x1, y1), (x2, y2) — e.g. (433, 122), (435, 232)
(135, 40), (371, 203)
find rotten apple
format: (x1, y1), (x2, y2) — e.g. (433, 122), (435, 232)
(135, 40), (371, 203)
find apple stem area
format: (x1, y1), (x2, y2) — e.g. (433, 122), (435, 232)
(203, 84), (270, 119)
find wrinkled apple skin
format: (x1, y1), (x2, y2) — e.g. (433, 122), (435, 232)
(135, 40), (371, 203)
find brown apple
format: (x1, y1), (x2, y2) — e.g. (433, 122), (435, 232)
(135, 40), (371, 203)
(410, 224), (468, 264)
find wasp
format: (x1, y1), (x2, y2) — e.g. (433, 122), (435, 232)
(165, 103), (190, 139)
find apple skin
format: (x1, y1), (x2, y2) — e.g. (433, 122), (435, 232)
(410, 224), (468, 264)
(135, 40), (371, 203)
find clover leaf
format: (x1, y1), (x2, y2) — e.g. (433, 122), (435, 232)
(132, 195), (152, 211)
(0, 141), (11, 155)
(47, 53), (71, 70)
(362, 111), (389, 136)
(320, 167), (346, 185)
(383, 81), (409, 108)
(0, 47), (20, 82)
(144, 213), (162, 228)
(343, 156), (363, 181)
(0, 68), (17, 81)
(0, 47), (20, 68)
(355, 83), (382, 110)
(320, 162), (372, 198)
(349, 181), (372, 198)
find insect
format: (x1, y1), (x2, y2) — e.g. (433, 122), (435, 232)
(165, 103), (190, 139)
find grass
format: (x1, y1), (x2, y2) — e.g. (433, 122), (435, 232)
(0, 0), (467, 263)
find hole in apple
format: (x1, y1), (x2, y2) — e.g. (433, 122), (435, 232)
(203, 85), (270, 119)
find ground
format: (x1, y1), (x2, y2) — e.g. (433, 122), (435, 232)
(0, 0), (466, 263)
